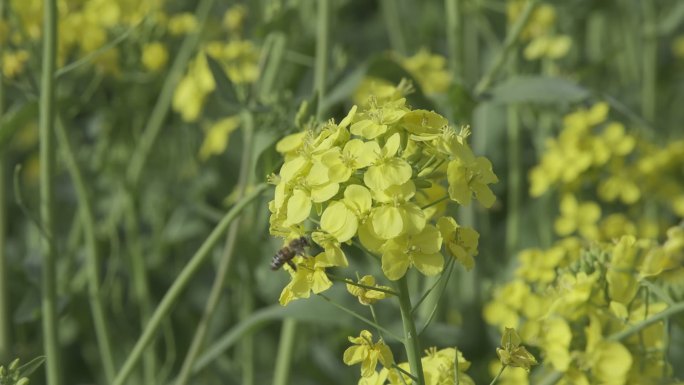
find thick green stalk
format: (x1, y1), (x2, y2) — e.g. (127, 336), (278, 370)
(397, 276), (425, 385)
(445, 0), (463, 81)
(314, 0), (329, 118)
(111, 184), (268, 385)
(174, 110), (254, 385)
(0, 0), (9, 362)
(39, 0), (60, 383)
(54, 118), (116, 382)
(474, 0), (539, 96)
(272, 319), (298, 385)
(380, 0), (407, 56)
(126, 0), (215, 186)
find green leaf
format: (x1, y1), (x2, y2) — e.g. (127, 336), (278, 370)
(193, 297), (351, 374)
(205, 53), (239, 105)
(488, 75), (590, 105)
(0, 102), (39, 150)
(18, 356), (46, 377)
(255, 136), (282, 179)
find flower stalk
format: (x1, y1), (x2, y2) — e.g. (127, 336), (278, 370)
(39, 0), (60, 383)
(397, 276), (425, 385)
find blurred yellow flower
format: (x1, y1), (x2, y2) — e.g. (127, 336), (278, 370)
(346, 275), (392, 305)
(199, 116), (241, 160)
(142, 42), (169, 71)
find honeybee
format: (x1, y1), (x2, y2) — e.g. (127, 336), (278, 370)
(271, 236), (310, 271)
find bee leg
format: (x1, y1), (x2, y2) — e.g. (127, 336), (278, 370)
(286, 260), (297, 271)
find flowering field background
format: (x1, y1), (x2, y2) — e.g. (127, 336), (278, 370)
(1, 0), (684, 384)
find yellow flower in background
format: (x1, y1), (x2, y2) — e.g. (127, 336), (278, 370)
(554, 194), (601, 239)
(142, 42), (169, 71)
(2, 50), (29, 78)
(223, 4), (248, 33)
(199, 116), (241, 160)
(168, 13), (198, 35)
(673, 35), (684, 59)
(524, 34), (572, 61)
(490, 361), (529, 385)
(400, 48), (452, 94)
(173, 53), (215, 122)
(343, 330), (394, 378)
(346, 275), (392, 305)
(584, 316), (633, 385)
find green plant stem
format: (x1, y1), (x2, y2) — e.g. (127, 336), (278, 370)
(505, 66), (520, 256)
(126, 0), (215, 186)
(111, 184), (267, 385)
(380, 0), (407, 56)
(239, 269), (255, 385)
(0, 0), (9, 362)
(272, 319), (297, 385)
(536, 300), (684, 385)
(474, 0), (539, 96)
(175, 110), (254, 385)
(39, 0), (60, 383)
(314, 0), (329, 118)
(445, 0), (463, 81)
(54, 118), (116, 382)
(397, 276), (425, 385)
(317, 294), (402, 341)
(124, 196), (156, 384)
(489, 365), (506, 385)
(641, 0), (656, 124)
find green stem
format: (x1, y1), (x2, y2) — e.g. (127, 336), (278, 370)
(0, 0), (9, 362)
(489, 365), (506, 385)
(473, 0), (539, 97)
(174, 110), (255, 385)
(126, 0), (215, 186)
(445, 0), (463, 81)
(39, 0), (60, 383)
(111, 184), (268, 385)
(124, 196), (156, 384)
(272, 319), (297, 385)
(314, 0), (330, 118)
(54, 118), (116, 382)
(397, 276), (425, 385)
(317, 294), (402, 341)
(380, 0), (407, 56)
(505, 61), (520, 256)
(641, 0), (656, 124)
(239, 269), (255, 385)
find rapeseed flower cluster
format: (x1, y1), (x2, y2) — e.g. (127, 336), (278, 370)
(268, 82), (497, 305)
(5, 0), (160, 77)
(507, 0), (571, 61)
(530, 102), (684, 242)
(485, 228), (684, 385)
(170, 5), (260, 159)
